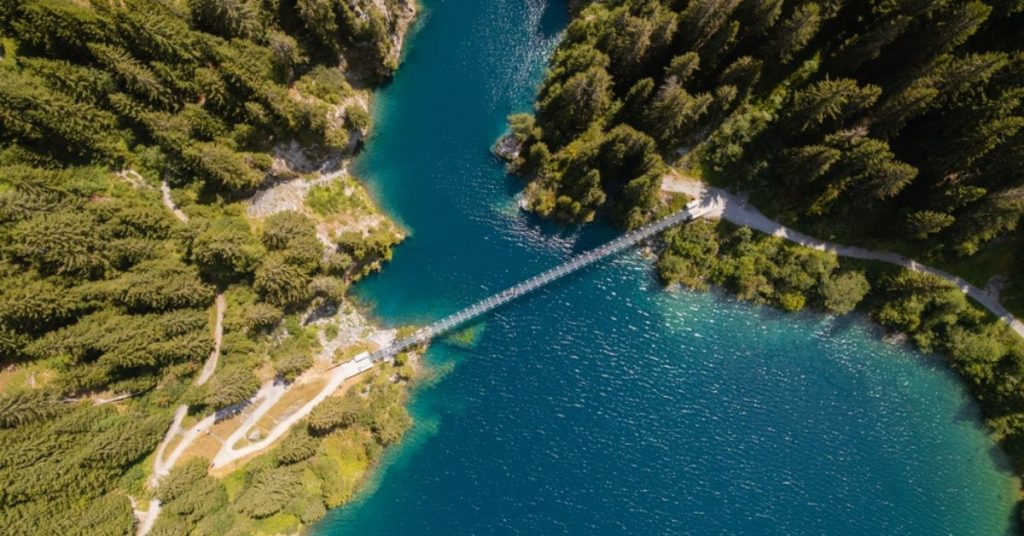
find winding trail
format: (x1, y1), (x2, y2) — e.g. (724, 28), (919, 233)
(139, 292), (224, 534)
(148, 294), (225, 481)
(160, 181), (188, 223)
(664, 178), (1024, 339)
(210, 358), (371, 469)
(128, 497), (158, 536)
(149, 406), (188, 486)
(196, 294), (226, 386)
(137, 183), (228, 535)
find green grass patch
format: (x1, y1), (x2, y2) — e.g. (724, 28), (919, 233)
(930, 233), (1022, 284)
(395, 325), (420, 339)
(301, 466), (323, 497)
(306, 179), (369, 217)
(222, 470), (248, 503)
(333, 341), (373, 362)
(316, 428), (372, 508)
(1001, 282), (1024, 319)
(254, 512), (300, 535)
(0, 37), (17, 61)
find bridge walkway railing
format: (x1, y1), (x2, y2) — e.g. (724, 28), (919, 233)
(340, 206), (708, 365)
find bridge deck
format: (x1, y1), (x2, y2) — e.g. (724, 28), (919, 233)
(341, 205), (711, 367)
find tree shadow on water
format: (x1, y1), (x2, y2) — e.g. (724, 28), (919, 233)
(537, 0), (569, 39)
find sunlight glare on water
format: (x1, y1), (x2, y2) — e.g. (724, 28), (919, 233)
(314, 0), (1018, 534)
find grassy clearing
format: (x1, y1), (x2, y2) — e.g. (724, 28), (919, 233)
(0, 360), (56, 394)
(334, 341), (374, 363)
(184, 433), (223, 464)
(306, 177), (371, 217)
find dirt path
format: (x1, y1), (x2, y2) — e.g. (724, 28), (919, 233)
(663, 177), (1024, 339)
(140, 261), (224, 533)
(130, 497), (159, 536)
(196, 294), (226, 386)
(210, 356), (372, 469)
(160, 181), (188, 223)
(149, 405), (188, 486)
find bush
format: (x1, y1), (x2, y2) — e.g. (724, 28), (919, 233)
(820, 271), (870, 314)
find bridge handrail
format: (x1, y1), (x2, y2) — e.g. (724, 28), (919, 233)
(338, 207), (704, 366)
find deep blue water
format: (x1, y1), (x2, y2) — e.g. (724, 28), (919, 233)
(315, 0), (1017, 533)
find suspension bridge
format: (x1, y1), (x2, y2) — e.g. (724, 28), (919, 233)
(341, 201), (713, 370)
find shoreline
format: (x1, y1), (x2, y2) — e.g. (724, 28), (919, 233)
(661, 175), (1024, 340)
(509, 152), (1024, 523)
(141, 160), (422, 534)
(138, 3), (425, 532)
(655, 174), (1024, 523)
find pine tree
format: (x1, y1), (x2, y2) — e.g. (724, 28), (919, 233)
(905, 210), (956, 239)
(769, 2), (822, 63)
(717, 56), (763, 101)
(601, 2), (677, 79)
(295, 0), (341, 56)
(776, 144), (841, 186)
(782, 77), (881, 133)
(0, 390), (61, 428)
(676, 0), (742, 56)
(188, 0), (267, 41)
(538, 66), (617, 148)
(828, 12), (912, 75)
(87, 43), (172, 106)
(254, 253), (312, 307)
(643, 81), (712, 150)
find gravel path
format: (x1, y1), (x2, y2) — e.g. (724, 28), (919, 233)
(131, 497), (160, 536)
(664, 178), (1024, 339)
(195, 294), (226, 386)
(160, 181), (188, 223)
(209, 311), (395, 469)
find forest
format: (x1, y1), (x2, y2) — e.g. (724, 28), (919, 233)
(147, 364), (415, 535)
(507, 0), (1024, 521)
(508, 0), (1022, 304)
(511, 0), (1022, 253)
(0, 0), (413, 533)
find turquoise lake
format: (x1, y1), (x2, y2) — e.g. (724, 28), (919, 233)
(315, 0), (1018, 533)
